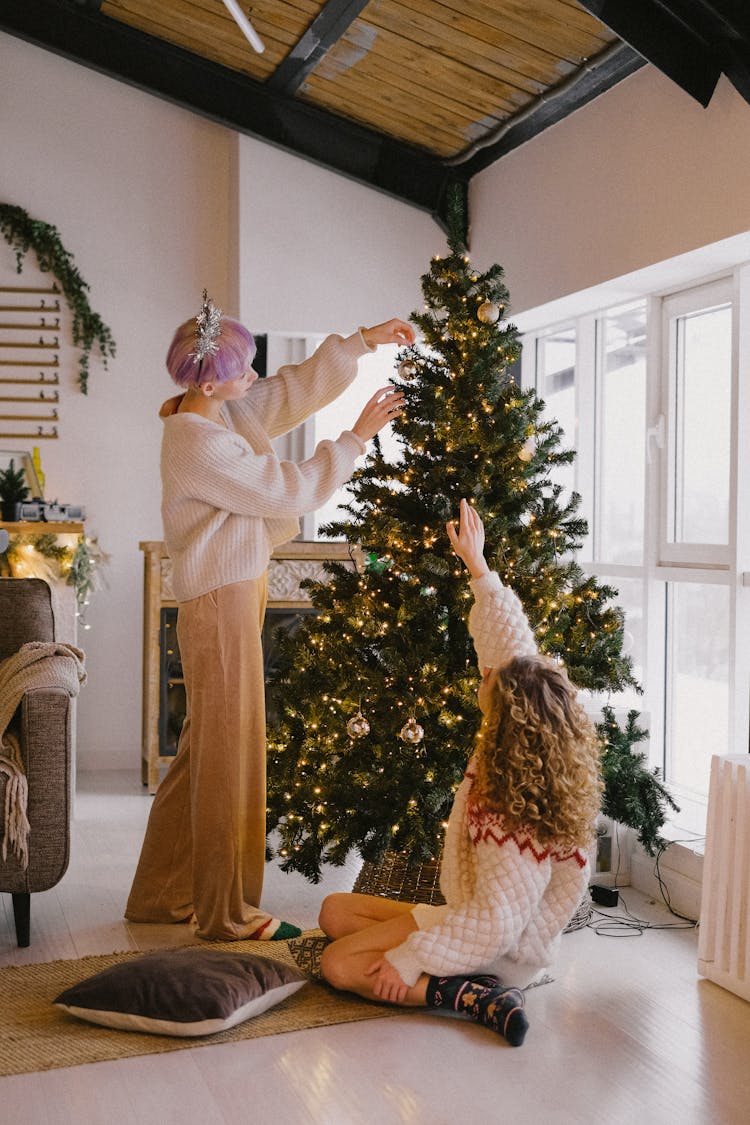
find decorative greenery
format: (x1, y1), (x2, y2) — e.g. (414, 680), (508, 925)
(69, 536), (108, 610)
(597, 706), (679, 856)
(0, 458), (30, 505)
(0, 532), (109, 617)
(0, 203), (116, 393)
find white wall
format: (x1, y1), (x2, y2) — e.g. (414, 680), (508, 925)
(0, 31), (437, 771)
(471, 65), (750, 317)
(236, 139), (435, 333)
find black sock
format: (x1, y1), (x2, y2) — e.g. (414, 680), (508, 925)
(425, 975), (529, 1047)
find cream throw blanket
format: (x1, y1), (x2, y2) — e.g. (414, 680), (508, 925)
(0, 642), (87, 867)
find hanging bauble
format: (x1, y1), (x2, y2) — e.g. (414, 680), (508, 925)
(397, 358), (418, 380)
(346, 711), (370, 739)
(518, 436), (536, 462)
(477, 300), (501, 324)
(399, 717), (424, 744)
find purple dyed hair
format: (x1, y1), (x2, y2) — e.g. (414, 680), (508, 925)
(166, 315), (256, 388)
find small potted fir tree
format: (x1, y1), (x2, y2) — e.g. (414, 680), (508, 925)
(0, 459), (30, 521)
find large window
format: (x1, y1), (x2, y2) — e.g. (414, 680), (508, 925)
(265, 334), (400, 540)
(312, 343), (401, 538)
(522, 275), (746, 835)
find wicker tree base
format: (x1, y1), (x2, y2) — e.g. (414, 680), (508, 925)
(352, 850), (446, 906)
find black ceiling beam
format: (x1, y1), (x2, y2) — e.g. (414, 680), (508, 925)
(457, 42), (646, 178)
(267, 0), (370, 95)
(664, 1), (750, 39)
(577, 0), (750, 106)
(0, 0), (467, 235)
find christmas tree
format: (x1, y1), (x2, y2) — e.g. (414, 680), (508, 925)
(265, 201), (638, 882)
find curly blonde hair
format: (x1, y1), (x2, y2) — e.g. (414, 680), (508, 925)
(472, 655), (602, 851)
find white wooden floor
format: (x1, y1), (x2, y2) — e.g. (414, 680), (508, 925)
(1, 770), (749, 1125)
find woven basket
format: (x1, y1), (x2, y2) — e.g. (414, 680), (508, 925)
(352, 849), (446, 905)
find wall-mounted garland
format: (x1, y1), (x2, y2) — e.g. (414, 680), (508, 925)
(0, 203), (116, 393)
(0, 532), (108, 628)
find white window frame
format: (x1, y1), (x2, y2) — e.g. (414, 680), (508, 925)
(520, 263), (750, 834)
(658, 277), (734, 570)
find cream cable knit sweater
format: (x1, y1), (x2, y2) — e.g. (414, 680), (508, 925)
(384, 572), (589, 989)
(160, 330), (373, 603)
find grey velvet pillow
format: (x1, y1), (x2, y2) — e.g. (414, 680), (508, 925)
(54, 948), (306, 1037)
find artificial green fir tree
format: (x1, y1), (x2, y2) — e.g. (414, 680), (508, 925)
(598, 706), (678, 856)
(266, 204), (639, 882)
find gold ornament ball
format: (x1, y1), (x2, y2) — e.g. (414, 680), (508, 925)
(399, 717), (424, 744)
(398, 358), (418, 380)
(477, 300), (501, 324)
(346, 711), (370, 739)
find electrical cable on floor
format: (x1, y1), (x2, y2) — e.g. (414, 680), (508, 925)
(588, 832), (702, 936)
(652, 836), (704, 924)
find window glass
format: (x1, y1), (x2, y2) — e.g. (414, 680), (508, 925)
(313, 343), (401, 538)
(609, 575), (645, 704)
(670, 303), (731, 546)
(596, 304), (646, 563)
(665, 581), (729, 798)
(535, 326), (576, 500)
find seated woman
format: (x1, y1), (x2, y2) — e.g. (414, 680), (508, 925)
(318, 499), (602, 1046)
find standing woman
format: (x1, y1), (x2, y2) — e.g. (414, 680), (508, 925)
(126, 291), (413, 941)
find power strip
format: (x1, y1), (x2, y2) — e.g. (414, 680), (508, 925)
(590, 884), (619, 907)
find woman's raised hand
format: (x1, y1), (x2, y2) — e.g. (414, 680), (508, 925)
(351, 385), (405, 443)
(361, 319), (416, 349)
(446, 498), (489, 579)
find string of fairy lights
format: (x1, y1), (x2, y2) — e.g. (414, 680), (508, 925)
(0, 532), (107, 627)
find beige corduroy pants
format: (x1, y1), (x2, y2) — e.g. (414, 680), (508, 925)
(125, 575), (273, 940)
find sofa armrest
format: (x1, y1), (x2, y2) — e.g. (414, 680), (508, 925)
(16, 687), (72, 891)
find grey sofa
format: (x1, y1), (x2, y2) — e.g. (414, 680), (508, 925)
(0, 578), (72, 946)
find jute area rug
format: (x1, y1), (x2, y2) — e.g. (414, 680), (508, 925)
(0, 933), (409, 1077)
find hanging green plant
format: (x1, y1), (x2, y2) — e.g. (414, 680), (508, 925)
(0, 203), (116, 393)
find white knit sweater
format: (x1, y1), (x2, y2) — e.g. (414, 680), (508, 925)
(160, 331), (372, 602)
(384, 571), (590, 989)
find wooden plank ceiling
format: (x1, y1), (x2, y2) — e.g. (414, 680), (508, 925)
(3, 2), (749, 232)
(100, 0), (619, 160)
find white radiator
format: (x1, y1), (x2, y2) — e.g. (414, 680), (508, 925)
(697, 755), (750, 1003)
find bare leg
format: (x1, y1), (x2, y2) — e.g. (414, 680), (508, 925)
(320, 905), (429, 1006)
(319, 892), (416, 940)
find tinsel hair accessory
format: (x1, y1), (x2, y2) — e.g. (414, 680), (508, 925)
(192, 288), (223, 367)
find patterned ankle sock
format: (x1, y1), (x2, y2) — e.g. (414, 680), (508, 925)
(425, 975), (529, 1047)
(250, 919), (302, 941)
